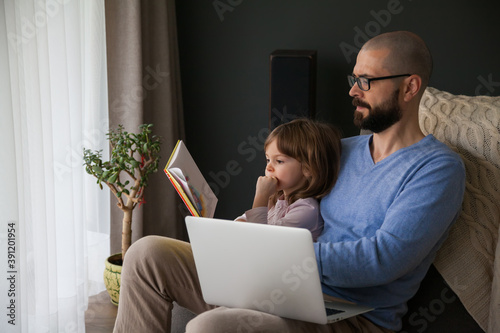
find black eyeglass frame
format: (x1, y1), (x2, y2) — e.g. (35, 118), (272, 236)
(347, 74), (412, 91)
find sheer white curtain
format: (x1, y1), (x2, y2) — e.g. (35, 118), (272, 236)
(0, 0), (109, 332)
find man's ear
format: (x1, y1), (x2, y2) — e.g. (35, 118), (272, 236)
(403, 75), (422, 102)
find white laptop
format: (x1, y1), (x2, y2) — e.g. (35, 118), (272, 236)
(185, 216), (373, 324)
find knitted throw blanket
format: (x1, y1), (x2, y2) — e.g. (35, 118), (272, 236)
(420, 87), (500, 332)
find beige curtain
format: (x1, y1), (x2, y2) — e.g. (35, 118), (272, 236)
(105, 0), (187, 254)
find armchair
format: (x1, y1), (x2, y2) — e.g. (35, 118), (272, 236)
(171, 87), (500, 333)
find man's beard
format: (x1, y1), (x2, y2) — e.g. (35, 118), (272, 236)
(352, 89), (402, 133)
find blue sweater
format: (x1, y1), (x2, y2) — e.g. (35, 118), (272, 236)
(314, 134), (465, 331)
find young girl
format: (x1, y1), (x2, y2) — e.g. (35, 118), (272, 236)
(236, 118), (342, 241)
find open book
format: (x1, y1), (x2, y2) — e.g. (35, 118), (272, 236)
(164, 140), (217, 217)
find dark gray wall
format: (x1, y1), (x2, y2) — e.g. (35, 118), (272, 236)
(175, 0), (500, 219)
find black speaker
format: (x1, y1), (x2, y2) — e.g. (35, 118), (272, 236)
(269, 50), (317, 129)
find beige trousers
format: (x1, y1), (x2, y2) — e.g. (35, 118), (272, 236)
(113, 236), (394, 333)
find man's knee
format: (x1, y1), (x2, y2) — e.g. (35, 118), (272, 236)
(122, 236), (193, 279)
(124, 235), (184, 262)
(186, 307), (269, 333)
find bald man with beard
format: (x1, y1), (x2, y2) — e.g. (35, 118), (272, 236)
(113, 31), (465, 333)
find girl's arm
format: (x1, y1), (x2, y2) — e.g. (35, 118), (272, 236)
(268, 198), (323, 241)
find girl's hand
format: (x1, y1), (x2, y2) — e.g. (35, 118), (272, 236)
(252, 176), (278, 208)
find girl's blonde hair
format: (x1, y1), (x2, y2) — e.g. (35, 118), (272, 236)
(265, 118), (342, 205)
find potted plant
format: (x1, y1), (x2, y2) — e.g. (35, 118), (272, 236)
(83, 123), (161, 304)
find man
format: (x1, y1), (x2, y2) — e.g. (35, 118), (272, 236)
(113, 31), (465, 332)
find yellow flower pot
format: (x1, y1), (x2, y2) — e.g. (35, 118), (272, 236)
(104, 253), (122, 306)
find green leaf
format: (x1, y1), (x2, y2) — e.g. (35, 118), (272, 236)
(108, 172), (118, 184)
(92, 165), (103, 174)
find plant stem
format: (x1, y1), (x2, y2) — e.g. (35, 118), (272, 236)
(121, 208), (132, 258)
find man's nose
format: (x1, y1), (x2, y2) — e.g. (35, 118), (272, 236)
(349, 83), (362, 97)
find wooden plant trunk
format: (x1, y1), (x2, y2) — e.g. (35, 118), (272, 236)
(121, 209), (133, 259)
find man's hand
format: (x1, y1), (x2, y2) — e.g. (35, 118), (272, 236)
(252, 176), (278, 208)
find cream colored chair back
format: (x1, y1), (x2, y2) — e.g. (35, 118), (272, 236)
(420, 87), (500, 332)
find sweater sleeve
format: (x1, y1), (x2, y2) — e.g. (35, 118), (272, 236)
(314, 157), (466, 288)
(240, 207), (268, 223)
(238, 199), (323, 240)
(267, 198), (323, 239)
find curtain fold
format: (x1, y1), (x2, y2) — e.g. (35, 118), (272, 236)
(1, 0), (109, 332)
(105, 0), (186, 255)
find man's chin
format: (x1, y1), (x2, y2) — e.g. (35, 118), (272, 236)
(354, 119), (383, 133)
(353, 111), (365, 129)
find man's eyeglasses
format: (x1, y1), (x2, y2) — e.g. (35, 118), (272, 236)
(347, 74), (412, 91)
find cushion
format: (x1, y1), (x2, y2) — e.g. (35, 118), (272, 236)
(420, 87), (500, 332)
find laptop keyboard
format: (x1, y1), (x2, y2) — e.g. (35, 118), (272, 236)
(326, 308), (345, 316)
